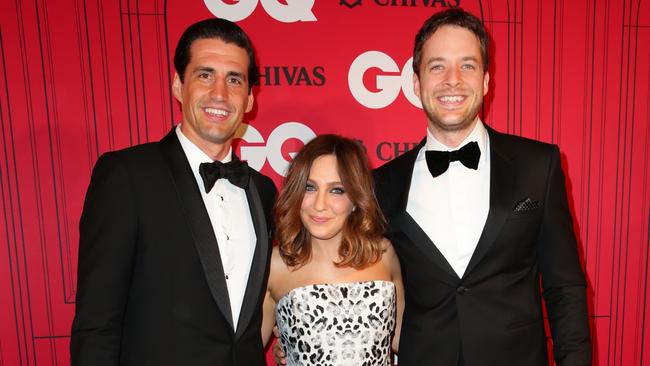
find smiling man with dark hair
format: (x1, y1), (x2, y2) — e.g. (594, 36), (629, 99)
(71, 18), (275, 366)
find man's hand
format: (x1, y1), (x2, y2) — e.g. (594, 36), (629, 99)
(272, 326), (286, 365)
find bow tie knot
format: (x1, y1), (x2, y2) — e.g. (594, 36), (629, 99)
(199, 159), (250, 192)
(425, 141), (481, 178)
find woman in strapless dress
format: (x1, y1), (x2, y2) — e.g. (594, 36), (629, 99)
(262, 134), (404, 366)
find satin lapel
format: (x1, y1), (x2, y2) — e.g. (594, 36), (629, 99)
(383, 140), (458, 283)
(389, 140), (424, 213)
(463, 129), (515, 277)
(235, 175), (269, 339)
(393, 211), (460, 285)
(159, 130), (234, 329)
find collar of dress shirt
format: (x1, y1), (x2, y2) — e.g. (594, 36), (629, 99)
(420, 120), (488, 164)
(175, 124), (233, 171)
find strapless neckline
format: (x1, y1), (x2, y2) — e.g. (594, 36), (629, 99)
(277, 279), (394, 305)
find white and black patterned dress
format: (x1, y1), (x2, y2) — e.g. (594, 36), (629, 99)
(276, 280), (396, 366)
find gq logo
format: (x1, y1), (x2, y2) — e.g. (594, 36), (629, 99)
(204, 0), (316, 22)
(236, 122), (316, 176)
(348, 51), (422, 109)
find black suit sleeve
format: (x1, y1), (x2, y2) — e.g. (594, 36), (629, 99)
(537, 146), (591, 365)
(252, 171), (277, 232)
(71, 153), (138, 365)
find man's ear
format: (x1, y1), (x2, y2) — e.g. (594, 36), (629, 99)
(245, 92), (254, 113)
(413, 73), (421, 99)
(483, 71), (490, 96)
(172, 73), (183, 102)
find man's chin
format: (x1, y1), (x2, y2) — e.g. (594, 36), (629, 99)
(428, 117), (476, 133)
(194, 130), (233, 146)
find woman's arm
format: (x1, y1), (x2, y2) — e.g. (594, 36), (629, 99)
(261, 288), (277, 346)
(262, 247), (284, 346)
(384, 241), (404, 353)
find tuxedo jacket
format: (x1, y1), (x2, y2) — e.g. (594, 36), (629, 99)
(374, 127), (591, 366)
(71, 130), (276, 366)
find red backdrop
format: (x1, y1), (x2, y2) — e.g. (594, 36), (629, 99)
(1, 0), (649, 365)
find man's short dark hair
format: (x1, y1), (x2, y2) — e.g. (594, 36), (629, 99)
(173, 18), (259, 93)
(413, 8), (489, 75)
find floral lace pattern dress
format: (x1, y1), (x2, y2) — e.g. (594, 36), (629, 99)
(276, 280), (396, 366)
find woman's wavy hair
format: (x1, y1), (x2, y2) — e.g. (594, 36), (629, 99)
(275, 134), (387, 270)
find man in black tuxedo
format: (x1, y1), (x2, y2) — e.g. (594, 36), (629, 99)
(70, 18), (276, 366)
(374, 9), (591, 366)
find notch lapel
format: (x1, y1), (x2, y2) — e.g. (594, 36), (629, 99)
(463, 128), (515, 277)
(380, 140), (423, 214)
(379, 140), (458, 283)
(393, 212), (460, 285)
(159, 131), (234, 330)
(235, 175), (269, 339)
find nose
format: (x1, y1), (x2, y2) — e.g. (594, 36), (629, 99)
(444, 67), (461, 88)
(314, 190), (327, 211)
(209, 78), (227, 100)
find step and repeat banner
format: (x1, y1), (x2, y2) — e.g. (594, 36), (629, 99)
(1, 0), (649, 364)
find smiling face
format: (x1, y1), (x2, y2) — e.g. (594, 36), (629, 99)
(300, 154), (355, 246)
(414, 25), (489, 144)
(173, 38), (254, 159)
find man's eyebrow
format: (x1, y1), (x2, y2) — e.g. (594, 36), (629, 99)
(193, 66), (215, 74)
(426, 56), (480, 63)
(426, 57), (446, 64)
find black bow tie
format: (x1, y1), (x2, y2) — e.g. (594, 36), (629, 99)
(425, 141), (481, 178)
(199, 159), (250, 192)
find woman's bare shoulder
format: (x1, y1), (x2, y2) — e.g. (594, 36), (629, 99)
(380, 237), (396, 258)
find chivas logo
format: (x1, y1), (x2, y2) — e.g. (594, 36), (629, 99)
(375, 0), (460, 6)
(340, 0), (362, 8)
(258, 66), (326, 86)
(376, 142), (419, 161)
(339, 0), (460, 7)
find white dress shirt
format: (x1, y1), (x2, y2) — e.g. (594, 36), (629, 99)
(406, 121), (491, 277)
(176, 125), (256, 329)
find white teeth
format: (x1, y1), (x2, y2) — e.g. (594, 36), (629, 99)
(204, 107), (228, 117)
(440, 96), (464, 103)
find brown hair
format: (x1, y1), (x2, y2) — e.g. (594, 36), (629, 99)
(275, 134), (387, 270)
(413, 8), (489, 75)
